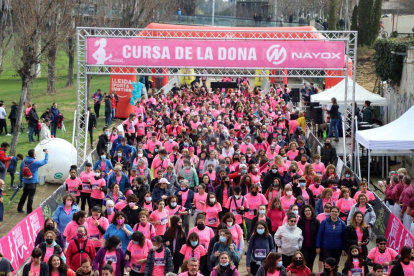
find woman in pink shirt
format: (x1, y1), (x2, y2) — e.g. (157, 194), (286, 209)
(244, 184), (268, 238)
(315, 188), (335, 216)
(86, 206), (109, 252)
(188, 213), (215, 250)
(65, 167), (82, 204)
(141, 192), (154, 213)
(264, 178), (282, 209)
(79, 163), (95, 212)
(133, 211), (156, 240)
(109, 127), (118, 143)
(280, 185), (296, 214)
(179, 232), (207, 263)
(287, 142), (299, 161)
(311, 154), (326, 177)
(126, 231), (153, 275)
(221, 213), (244, 254)
(149, 199), (170, 237)
(267, 197), (285, 236)
(63, 210), (88, 245)
(202, 193), (222, 231)
(193, 184), (208, 224)
(90, 169), (106, 208)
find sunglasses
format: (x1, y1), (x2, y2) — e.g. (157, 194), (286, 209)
(289, 220), (297, 223)
(379, 243), (387, 245)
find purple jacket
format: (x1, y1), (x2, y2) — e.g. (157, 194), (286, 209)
(210, 265), (240, 276)
(92, 247), (129, 276)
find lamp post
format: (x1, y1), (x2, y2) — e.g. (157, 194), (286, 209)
(212, 0), (215, 26)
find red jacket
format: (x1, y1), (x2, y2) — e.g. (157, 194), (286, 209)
(0, 149), (12, 168)
(166, 125), (182, 135)
(65, 238), (96, 271)
(286, 264), (311, 276)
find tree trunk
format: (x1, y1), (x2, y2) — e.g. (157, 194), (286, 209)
(10, 76), (30, 156)
(66, 36), (75, 87)
(0, 46), (3, 76)
(32, 34), (41, 78)
(47, 42), (57, 94)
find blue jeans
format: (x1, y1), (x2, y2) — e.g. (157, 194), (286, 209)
(328, 118), (339, 138)
(111, 108), (116, 122)
(105, 112), (111, 126)
(51, 122), (57, 137)
(28, 126), (35, 142)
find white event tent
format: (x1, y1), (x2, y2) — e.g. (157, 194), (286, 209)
(310, 77), (388, 106)
(355, 106), (414, 183)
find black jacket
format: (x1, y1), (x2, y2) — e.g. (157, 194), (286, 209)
(132, 184), (148, 204)
(262, 171), (283, 194)
(88, 113), (97, 132)
(390, 261), (409, 276)
(329, 104), (339, 119)
(38, 242), (63, 262)
(121, 206), (142, 228)
(22, 262), (49, 276)
(9, 104), (18, 119)
(340, 178), (358, 197)
(28, 108), (39, 127)
(163, 228), (186, 258)
(345, 225), (370, 257)
(96, 134), (109, 155)
(297, 216), (320, 248)
(215, 185), (234, 210)
(321, 145), (337, 165)
(104, 98), (112, 113)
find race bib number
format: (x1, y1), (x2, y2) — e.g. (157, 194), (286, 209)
(383, 266), (389, 274)
(92, 184), (100, 190)
(105, 255), (117, 264)
(82, 184), (91, 191)
(305, 198), (309, 204)
(254, 249), (266, 258)
(89, 234), (99, 239)
(249, 209), (257, 216)
(316, 171), (322, 176)
(232, 208), (238, 215)
(154, 258), (165, 266)
(208, 217), (217, 224)
(350, 268), (363, 276)
(160, 217), (168, 225)
(69, 189), (77, 195)
(132, 263), (142, 272)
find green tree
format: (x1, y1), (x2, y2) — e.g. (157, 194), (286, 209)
(358, 0), (374, 45)
(328, 0), (338, 30)
(351, 4), (358, 31)
(370, 0), (383, 45)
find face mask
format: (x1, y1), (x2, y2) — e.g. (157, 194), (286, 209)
(221, 262), (229, 267)
(171, 202), (177, 207)
(107, 207), (114, 213)
(286, 191), (292, 196)
(100, 155), (105, 159)
(46, 238), (53, 245)
(95, 173), (101, 177)
(184, 142), (189, 147)
(190, 241), (198, 247)
(234, 195), (240, 199)
(117, 153), (122, 157)
(145, 197), (152, 202)
(272, 169), (277, 174)
(273, 183), (279, 187)
(324, 268), (331, 274)
(181, 187), (187, 191)
(46, 224), (54, 231)
(315, 160), (320, 164)
(345, 174), (350, 178)
(118, 135), (123, 139)
(169, 139), (173, 143)
(210, 198), (216, 203)
(315, 184), (320, 188)
(277, 261), (283, 268)
(128, 202), (135, 208)
(299, 181), (306, 187)
(251, 191), (257, 196)
(70, 176), (76, 180)
(292, 210), (298, 215)
(282, 157), (287, 161)
(219, 236), (227, 243)
(105, 131), (110, 136)
(197, 224), (205, 230)
(242, 169), (247, 174)
(301, 160), (306, 165)
(208, 169), (213, 173)
(291, 169), (297, 173)
(257, 229), (265, 235)
(66, 201), (72, 207)
(259, 210), (266, 215)
(332, 186), (338, 191)
(77, 232), (84, 239)
(117, 219), (124, 225)
(294, 260), (303, 266)
(324, 212), (330, 216)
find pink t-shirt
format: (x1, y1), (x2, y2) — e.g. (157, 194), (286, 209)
(63, 221), (88, 243)
(79, 171), (96, 194)
(228, 224), (243, 247)
(401, 262), (414, 276)
(115, 201), (127, 211)
(222, 188), (229, 207)
(286, 150), (298, 161)
(127, 239), (153, 273)
(308, 184), (324, 197)
(153, 248), (166, 275)
(267, 270), (281, 276)
(300, 188), (310, 204)
(105, 250), (117, 275)
(181, 190), (189, 208)
(30, 263), (41, 276)
(66, 177), (82, 197)
(188, 227), (214, 249)
(332, 189), (341, 201)
(316, 213), (327, 222)
(179, 244), (207, 262)
(358, 205), (367, 214)
(86, 216), (109, 248)
(194, 193), (208, 211)
(133, 222), (156, 240)
(43, 246), (55, 263)
(163, 141), (178, 153)
(225, 196), (250, 225)
(280, 196), (296, 213)
(91, 178), (106, 199)
(150, 209), (170, 235)
(142, 201), (154, 213)
(202, 203), (222, 228)
(312, 163), (326, 176)
(356, 227), (363, 242)
(136, 122), (146, 136)
(336, 198), (356, 216)
(367, 247), (398, 275)
(244, 193), (268, 220)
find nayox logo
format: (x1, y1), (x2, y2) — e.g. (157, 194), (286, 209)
(266, 45), (287, 65)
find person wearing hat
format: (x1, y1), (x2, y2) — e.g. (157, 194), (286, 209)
(152, 178), (172, 202)
(175, 179), (194, 233)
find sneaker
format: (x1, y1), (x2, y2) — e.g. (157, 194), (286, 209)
(17, 210), (25, 214)
(1, 192), (6, 196)
(6, 133), (11, 136)
(334, 138), (339, 142)
(8, 186), (17, 190)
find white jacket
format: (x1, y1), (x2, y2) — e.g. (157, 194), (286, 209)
(274, 223), (303, 256)
(40, 123), (51, 141)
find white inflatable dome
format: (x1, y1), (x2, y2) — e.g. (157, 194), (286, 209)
(35, 138), (78, 184)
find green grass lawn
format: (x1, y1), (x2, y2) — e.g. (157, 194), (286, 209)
(0, 50), (112, 211)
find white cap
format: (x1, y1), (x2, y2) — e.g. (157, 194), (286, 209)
(159, 178), (170, 184)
